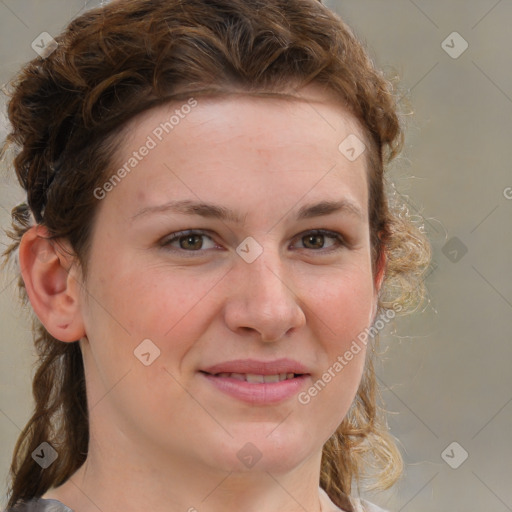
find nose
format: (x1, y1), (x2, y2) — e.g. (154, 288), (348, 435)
(223, 249), (306, 342)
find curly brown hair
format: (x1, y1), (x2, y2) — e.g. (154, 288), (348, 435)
(1, 0), (431, 509)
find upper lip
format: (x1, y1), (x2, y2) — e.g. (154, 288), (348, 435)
(201, 358), (310, 375)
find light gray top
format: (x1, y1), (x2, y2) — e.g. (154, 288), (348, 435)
(319, 486), (389, 512)
(8, 490), (389, 512)
(6, 499), (73, 512)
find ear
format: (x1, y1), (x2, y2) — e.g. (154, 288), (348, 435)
(370, 248), (387, 322)
(18, 224), (85, 342)
(374, 247), (387, 293)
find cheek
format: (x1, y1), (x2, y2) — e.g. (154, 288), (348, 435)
(297, 267), (374, 417)
(80, 259), (223, 425)
(306, 263), (375, 342)
(90, 254), (217, 329)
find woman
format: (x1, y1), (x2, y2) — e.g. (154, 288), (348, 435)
(1, 0), (431, 511)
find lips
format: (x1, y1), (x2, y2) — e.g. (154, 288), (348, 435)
(199, 359), (311, 404)
(200, 358), (310, 377)
(213, 372), (297, 383)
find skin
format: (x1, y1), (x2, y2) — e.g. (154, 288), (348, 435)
(20, 83), (385, 512)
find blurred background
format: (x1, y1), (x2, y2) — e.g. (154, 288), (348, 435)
(1, 1), (511, 510)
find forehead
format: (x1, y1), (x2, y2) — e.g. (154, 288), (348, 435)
(118, 82), (367, 158)
(102, 87), (370, 222)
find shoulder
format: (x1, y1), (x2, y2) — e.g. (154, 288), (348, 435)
(4, 498), (73, 512)
(350, 497), (390, 512)
(319, 486), (390, 512)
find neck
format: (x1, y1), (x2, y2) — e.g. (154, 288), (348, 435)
(44, 431), (327, 512)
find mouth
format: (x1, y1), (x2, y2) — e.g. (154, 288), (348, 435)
(198, 369), (310, 404)
(199, 371), (304, 383)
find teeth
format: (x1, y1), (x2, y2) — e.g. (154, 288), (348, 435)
(227, 372), (246, 381)
(246, 373), (265, 383)
(215, 372), (297, 382)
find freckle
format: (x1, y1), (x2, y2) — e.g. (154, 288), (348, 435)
(136, 190), (146, 203)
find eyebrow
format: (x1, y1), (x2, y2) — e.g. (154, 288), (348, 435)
(132, 198), (363, 222)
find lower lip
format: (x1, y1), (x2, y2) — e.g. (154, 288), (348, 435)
(200, 372), (310, 404)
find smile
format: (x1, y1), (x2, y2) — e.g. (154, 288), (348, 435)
(200, 371), (310, 404)
(211, 372), (299, 383)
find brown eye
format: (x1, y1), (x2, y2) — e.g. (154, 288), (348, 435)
(302, 233), (325, 249)
(294, 229), (346, 252)
(161, 230), (217, 252)
(179, 234), (203, 250)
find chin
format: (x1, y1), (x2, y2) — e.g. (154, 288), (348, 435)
(206, 425), (319, 475)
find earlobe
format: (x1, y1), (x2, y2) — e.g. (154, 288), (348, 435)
(18, 225), (85, 342)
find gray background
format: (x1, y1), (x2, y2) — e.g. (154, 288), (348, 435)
(1, 1), (511, 510)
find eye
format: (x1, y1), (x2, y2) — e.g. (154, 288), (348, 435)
(160, 228), (347, 256)
(293, 229), (346, 252)
(160, 230), (218, 251)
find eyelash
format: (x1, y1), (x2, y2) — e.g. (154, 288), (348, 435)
(160, 229), (348, 256)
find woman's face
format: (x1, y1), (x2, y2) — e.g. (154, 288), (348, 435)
(78, 85), (381, 475)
